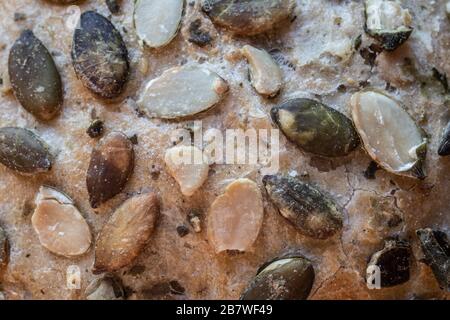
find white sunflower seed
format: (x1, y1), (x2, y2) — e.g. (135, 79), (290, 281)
(207, 179), (264, 254)
(165, 145), (209, 197)
(351, 90), (427, 179)
(31, 186), (92, 257)
(138, 64), (229, 119)
(242, 45), (282, 97)
(134, 0), (184, 48)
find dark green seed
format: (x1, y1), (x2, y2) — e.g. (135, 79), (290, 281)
(0, 226), (9, 277)
(86, 119), (104, 138)
(366, 239), (411, 288)
(438, 122), (450, 156)
(271, 98), (359, 157)
(0, 127), (52, 174)
(263, 175), (343, 239)
(72, 11), (129, 99)
(416, 228), (449, 291)
(86, 132), (134, 208)
(202, 0), (296, 36)
(9, 30), (63, 121)
(241, 252), (314, 300)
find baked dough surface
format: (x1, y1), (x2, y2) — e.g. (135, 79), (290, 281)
(0, 0), (448, 299)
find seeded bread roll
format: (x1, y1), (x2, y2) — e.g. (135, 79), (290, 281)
(0, 0), (448, 300)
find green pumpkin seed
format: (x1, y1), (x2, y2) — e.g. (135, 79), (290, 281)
(72, 11), (129, 99)
(86, 132), (134, 208)
(0, 226), (9, 275)
(202, 0), (296, 36)
(93, 193), (159, 274)
(241, 252), (314, 300)
(438, 121), (450, 156)
(85, 275), (124, 300)
(416, 228), (449, 291)
(366, 239), (411, 288)
(9, 30), (62, 121)
(351, 89), (427, 180)
(0, 127), (52, 174)
(263, 175), (343, 239)
(364, 0), (413, 51)
(271, 98), (359, 157)
(134, 0), (184, 48)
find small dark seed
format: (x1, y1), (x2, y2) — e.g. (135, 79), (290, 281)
(0, 127), (52, 174)
(416, 228), (449, 291)
(129, 134), (138, 145)
(188, 19), (212, 47)
(86, 119), (104, 138)
(72, 11), (129, 99)
(13, 12), (26, 22)
(438, 122), (450, 156)
(0, 226), (9, 277)
(366, 239), (411, 288)
(176, 225), (189, 238)
(169, 280), (185, 295)
(105, 0), (121, 14)
(364, 161), (381, 180)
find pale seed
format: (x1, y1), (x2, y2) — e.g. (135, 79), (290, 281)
(351, 89), (427, 180)
(138, 64), (228, 119)
(207, 179), (264, 253)
(134, 0), (184, 48)
(164, 145), (209, 197)
(31, 186), (92, 257)
(242, 45), (282, 97)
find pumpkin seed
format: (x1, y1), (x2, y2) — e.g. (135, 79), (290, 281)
(202, 0), (296, 36)
(134, 0), (184, 48)
(242, 45), (282, 97)
(31, 186), (92, 257)
(364, 0), (413, 51)
(86, 132), (134, 208)
(241, 252), (314, 300)
(271, 98), (359, 157)
(72, 11), (129, 99)
(8, 30), (62, 121)
(93, 193), (159, 274)
(263, 175), (343, 239)
(0, 226), (9, 275)
(416, 228), (449, 291)
(208, 179), (264, 253)
(366, 239), (411, 288)
(351, 90), (427, 180)
(138, 64), (228, 119)
(0, 127), (52, 174)
(438, 121), (450, 156)
(85, 275), (124, 300)
(164, 145), (209, 196)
